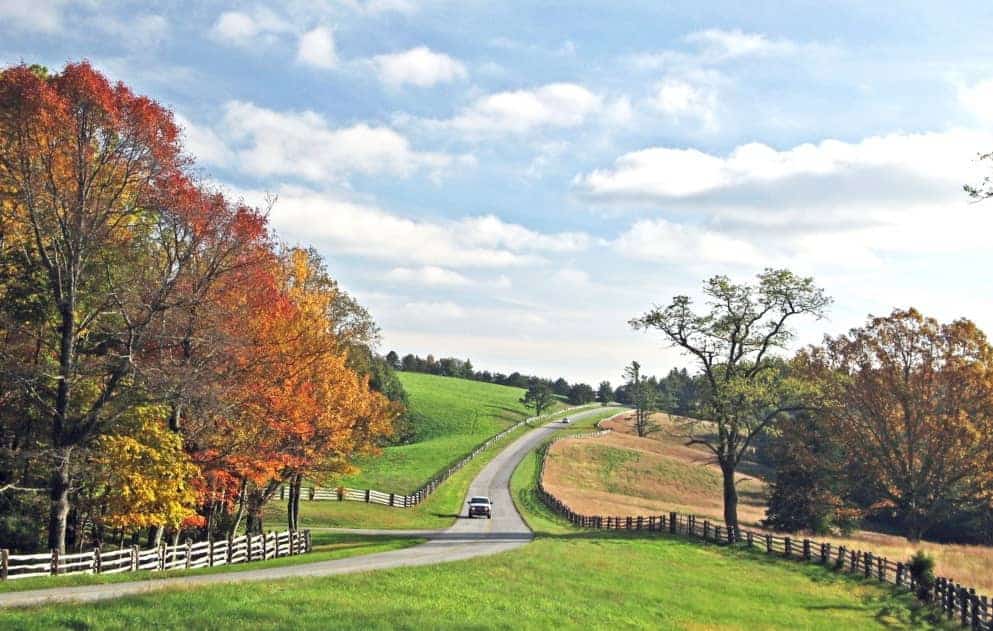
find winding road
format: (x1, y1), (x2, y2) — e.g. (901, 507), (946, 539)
(0, 408), (613, 608)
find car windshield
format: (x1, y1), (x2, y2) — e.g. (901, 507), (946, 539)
(469, 497), (490, 504)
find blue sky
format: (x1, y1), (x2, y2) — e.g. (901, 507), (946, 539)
(5, 1), (993, 384)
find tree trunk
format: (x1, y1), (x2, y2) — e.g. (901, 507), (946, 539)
(227, 481), (247, 538)
(721, 462), (740, 543)
(47, 454), (71, 553)
(287, 475), (301, 532)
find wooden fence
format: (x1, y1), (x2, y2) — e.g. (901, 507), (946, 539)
(0, 529), (310, 582)
(535, 429), (993, 631)
(280, 405), (605, 509)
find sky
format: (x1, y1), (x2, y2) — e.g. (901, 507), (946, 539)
(4, 1), (993, 385)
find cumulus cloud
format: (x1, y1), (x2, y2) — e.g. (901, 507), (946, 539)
(297, 26), (338, 69)
(650, 78), (718, 129)
(257, 187), (592, 269)
(432, 83), (602, 135)
(386, 266), (471, 286)
(576, 129), (989, 201)
(208, 101), (464, 181)
(373, 46), (467, 87)
(210, 8), (293, 46)
(684, 28), (798, 61)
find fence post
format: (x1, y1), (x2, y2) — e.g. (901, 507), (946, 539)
(784, 537), (791, 558)
(849, 550), (857, 572)
(765, 534), (772, 553)
(961, 585), (968, 627)
(970, 588), (978, 630)
(877, 557), (884, 581)
(669, 512), (677, 534)
(746, 531), (753, 547)
(365, 489), (371, 503)
(130, 545), (138, 572)
(389, 493), (395, 507)
(864, 552), (872, 578)
(305, 529), (312, 552)
(227, 536), (234, 564)
(1, 548), (8, 580)
(714, 526), (721, 542)
(820, 543), (828, 564)
(93, 547), (101, 574)
(185, 539), (192, 569)
(703, 520), (710, 539)
(261, 532), (268, 560)
(803, 539), (811, 561)
(159, 541), (166, 571)
(895, 562), (904, 587)
(309, 487), (315, 501)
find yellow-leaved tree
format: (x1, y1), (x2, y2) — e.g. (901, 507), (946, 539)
(88, 406), (201, 534)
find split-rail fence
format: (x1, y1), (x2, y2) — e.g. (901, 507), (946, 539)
(1, 529), (310, 582)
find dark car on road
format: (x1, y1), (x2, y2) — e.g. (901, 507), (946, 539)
(467, 496), (492, 518)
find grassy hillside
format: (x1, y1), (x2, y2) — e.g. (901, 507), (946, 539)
(551, 411), (993, 594)
(2, 428), (948, 630)
(337, 373), (554, 494)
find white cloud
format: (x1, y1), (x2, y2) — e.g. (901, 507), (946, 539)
(0, 0), (62, 33)
(614, 218), (763, 266)
(650, 78), (717, 129)
(441, 83), (602, 135)
(216, 101), (462, 181)
(373, 46), (467, 87)
(210, 8), (292, 47)
(552, 269), (590, 286)
(254, 187), (592, 269)
(576, 129), (989, 201)
(386, 266), (471, 286)
(174, 113), (233, 167)
(685, 28), (797, 61)
(351, 0), (419, 15)
(297, 26), (338, 69)
(960, 78), (993, 125)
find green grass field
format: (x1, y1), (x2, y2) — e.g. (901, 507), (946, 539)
(336, 373), (546, 494)
(1, 428), (950, 630)
(0, 532), (421, 596)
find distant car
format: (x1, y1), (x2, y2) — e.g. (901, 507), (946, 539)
(560, 417), (570, 423)
(467, 496), (492, 519)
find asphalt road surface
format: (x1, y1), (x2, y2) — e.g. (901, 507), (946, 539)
(0, 407), (617, 608)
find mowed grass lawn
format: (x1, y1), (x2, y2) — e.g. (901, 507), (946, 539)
(2, 428), (949, 630)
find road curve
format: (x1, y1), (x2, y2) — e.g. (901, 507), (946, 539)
(0, 407), (615, 608)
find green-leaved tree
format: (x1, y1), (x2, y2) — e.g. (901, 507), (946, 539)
(630, 269), (831, 540)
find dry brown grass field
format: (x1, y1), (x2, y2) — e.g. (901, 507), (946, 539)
(543, 411), (993, 594)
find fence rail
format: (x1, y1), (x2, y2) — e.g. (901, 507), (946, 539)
(0, 529), (311, 582)
(280, 404), (608, 509)
(535, 429), (993, 631)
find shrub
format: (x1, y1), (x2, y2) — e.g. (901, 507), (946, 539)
(908, 550), (936, 602)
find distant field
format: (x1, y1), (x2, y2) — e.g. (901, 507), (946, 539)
(550, 411), (993, 594)
(335, 373), (550, 494)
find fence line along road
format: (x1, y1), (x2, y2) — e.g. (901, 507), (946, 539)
(280, 404), (606, 508)
(535, 427), (993, 631)
(0, 530), (310, 582)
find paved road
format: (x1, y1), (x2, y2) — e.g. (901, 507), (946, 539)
(0, 407), (617, 608)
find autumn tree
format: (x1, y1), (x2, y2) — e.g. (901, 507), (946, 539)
(808, 308), (993, 541)
(630, 269), (831, 540)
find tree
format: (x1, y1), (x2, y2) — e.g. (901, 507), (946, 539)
(965, 152), (993, 201)
(521, 380), (555, 419)
(764, 410), (859, 534)
(597, 381), (613, 405)
(568, 383), (596, 405)
(630, 269), (831, 540)
(0, 62), (214, 552)
(385, 350), (400, 370)
(808, 308), (993, 541)
(552, 377), (570, 397)
(623, 362), (657, 437)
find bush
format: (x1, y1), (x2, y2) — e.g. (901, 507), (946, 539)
(908, 550), (935, 602)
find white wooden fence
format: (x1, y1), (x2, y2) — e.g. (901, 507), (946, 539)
(0, 529), (310, 581)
